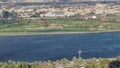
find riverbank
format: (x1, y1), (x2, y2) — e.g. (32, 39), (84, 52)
(0, 30), (120, 36)
(1, 18), (120, 36)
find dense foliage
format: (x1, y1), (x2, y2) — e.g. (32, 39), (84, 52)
(0, 56), (120, 68)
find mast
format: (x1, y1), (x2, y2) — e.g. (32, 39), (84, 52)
(78, 50), (82, 59)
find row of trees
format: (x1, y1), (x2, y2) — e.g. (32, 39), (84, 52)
(0, 56), (120, 68)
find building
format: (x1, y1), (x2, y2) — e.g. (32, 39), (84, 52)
(1, 10), (17, 18)
(40, 10), (75, 18)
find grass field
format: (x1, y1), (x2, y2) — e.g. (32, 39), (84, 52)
(0, 18), (120, 35)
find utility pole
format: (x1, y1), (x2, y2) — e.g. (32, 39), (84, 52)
(78, 50), (82, 59)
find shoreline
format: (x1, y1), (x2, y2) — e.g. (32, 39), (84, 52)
(0, 30), (120, 36)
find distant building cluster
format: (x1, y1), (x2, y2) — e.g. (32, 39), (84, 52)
(21, 0), (58, 2)
(40, 10), (75, 18)
(0, 4), (120, 20)
(0, 0), (120, 3)
(21, 0), (120, 3)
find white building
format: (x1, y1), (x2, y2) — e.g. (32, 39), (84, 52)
(41, 10), (75, 18)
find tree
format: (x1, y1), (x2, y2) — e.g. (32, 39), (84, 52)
(116, 56), (120, 61)
(99, 58), (110, 68)
(21, 62), (29, 68)
(109, 60), (120, 68)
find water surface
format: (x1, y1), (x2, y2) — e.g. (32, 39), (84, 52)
(0, 32), (120, 62)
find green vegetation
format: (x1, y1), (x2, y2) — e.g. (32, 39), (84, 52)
(0, 17), (120, 35)
(0, 56), (120, 68)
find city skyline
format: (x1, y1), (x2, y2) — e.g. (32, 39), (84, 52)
(0, 0), (120, 3)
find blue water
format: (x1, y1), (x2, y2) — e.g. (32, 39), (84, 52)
(0, 32), (120, 62)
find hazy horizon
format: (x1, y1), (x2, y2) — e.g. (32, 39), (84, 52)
(0, 0), (119, 3)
